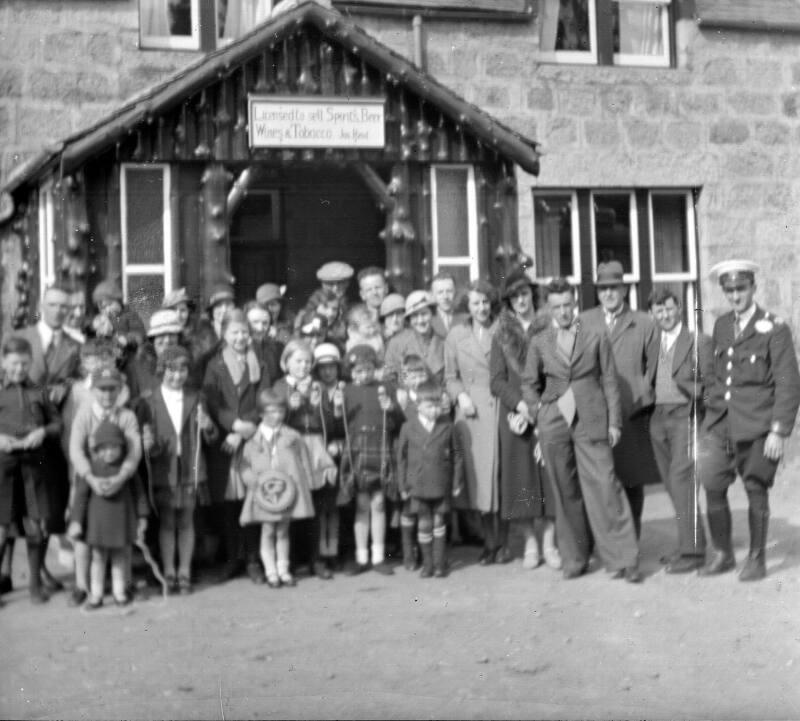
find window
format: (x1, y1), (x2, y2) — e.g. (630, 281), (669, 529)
(532, 187), (698, 323)
(538, 0), (672, 67)
(217, 0), (274, 45)
(139, 0), (201, 50)
(430, 165), (479, 284)
(120, 164), (173, 322)
(37, 182), (57, 296)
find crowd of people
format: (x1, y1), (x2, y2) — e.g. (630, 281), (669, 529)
(0, 255), (797, 610)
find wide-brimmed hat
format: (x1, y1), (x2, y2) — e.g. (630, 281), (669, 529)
(147, 309), (183, 338)
(595, 261), (626, 287)
(316, 262), (354, 283)
(255, 283), (286, 305)
(501, 268), (537, 301)
(91, 367), (123, 389)
(379, 293), (406, 319)
(162, 287), (195, 310)
(206, 284), (235, 311)
(404, 290), (436, 318)
(91, 280), (123, 307)
(709, 259), (760, 286)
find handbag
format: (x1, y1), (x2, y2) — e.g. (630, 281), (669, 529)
(239, 469), (297, 525)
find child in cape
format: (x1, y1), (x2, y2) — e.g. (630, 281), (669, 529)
(238, 389), (315, 588)
(68, 367), (147, 608)
(140, 345), (218, 594)
(337, 344), (403, 575)
(396, 379), (463, 578)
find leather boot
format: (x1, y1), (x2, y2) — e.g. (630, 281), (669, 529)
(698, 508), (735, 576)
(401, 525), (417, 571)
(432, 534), (448, 578)
(419, 541), (433, 578)
(27, 540), (49, 604)
(739, 506), (769, 582)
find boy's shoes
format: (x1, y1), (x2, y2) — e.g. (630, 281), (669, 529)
(343, 562), (369, 576)
(84, 597), (103, 611)
(312, 560), (333, 580)
(246, 561), (266, 585)
(372, 561), (394, 576)
(68, 588), (88, 607)
(178, 576), (193, 595)
(114, 594), (132, 607)
(0, 575), (13, 595)
(29, 588), (50, 605)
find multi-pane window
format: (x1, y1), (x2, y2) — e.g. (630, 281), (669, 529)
(430, 165), (479, 286)
(538, 0), (672, 67)
(120, 164), (173, 322)
(37, 182), (57, 295)
(532, 188), (698, 323)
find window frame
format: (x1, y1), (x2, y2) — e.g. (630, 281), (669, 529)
(119, 163), (174, 307)
(612, 0), (672, 68)
(430, 164), (480, 282)
(539, 0), (599, 65)
(138, 0), (202, 51)
(37, 180), (57, 298)
(531, 189), (582, 286)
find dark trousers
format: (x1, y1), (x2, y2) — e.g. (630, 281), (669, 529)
(650, 404), (706, 557)
(538, 403), (639, 573)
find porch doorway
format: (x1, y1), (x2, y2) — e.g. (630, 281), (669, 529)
(229, 165), (387, 311)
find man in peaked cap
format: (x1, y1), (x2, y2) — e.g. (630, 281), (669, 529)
(698, 259), (800, 581)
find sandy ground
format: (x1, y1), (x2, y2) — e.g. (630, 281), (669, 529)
(1, 480), (799, 720)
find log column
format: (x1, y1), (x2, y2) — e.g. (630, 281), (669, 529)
(200, 163), (234, 299)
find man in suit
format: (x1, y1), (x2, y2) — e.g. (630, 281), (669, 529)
(357, 266), (388, 324)
(430, 272), (467, 339)
(580, 260), (659, 537)
(521, 278), (641, 582)
(648, 288), (711, 573)
(699, 260), (800, 581)
(1, 285), (82, 595)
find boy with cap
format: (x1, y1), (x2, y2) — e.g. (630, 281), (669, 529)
(699, 260), (800, 580)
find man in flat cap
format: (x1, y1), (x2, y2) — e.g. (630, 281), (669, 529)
(298, 262), (354, 341)
(580, 260), (660, 537)
(699, 259), (800, 580)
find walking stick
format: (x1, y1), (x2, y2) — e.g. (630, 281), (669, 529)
(193, 403), (203, 492)
(691, 303), (701, 549)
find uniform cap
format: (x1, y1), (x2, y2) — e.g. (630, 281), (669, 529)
(255, 283), (285, 305)
(709, 259), (760, 285)
(404, 290), (436, 318)
(162, 287), (194, 310)
(379, 293), (406, 319)
(345, 344), (379, 370)
(147, 309), (183, 338)
(313, 342), (342, 366)
(91, 280), (124, 306)
(316, 262), (354, 283)
(91, 367), (123, 389)
(595, 261), (626, 287)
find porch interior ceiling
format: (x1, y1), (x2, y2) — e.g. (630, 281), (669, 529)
(1, 0), (539, 202)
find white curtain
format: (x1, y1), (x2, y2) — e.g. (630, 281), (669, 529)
(140, 0), (171, 37)
(617, 2), (663, 55)
(222, 0), (273, 39)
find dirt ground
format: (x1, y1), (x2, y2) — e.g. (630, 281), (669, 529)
(1, 479), (799, 720)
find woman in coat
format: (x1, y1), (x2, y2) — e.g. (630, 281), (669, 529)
(444, 279), (502, 564)
(490, 268), (560, 570)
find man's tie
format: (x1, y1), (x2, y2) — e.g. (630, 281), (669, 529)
(734, 315), (743, 339)
(45, 330), (60, 367)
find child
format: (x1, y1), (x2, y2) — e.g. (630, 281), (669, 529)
(61, 338), (130, 607)
(345, 303), (384, 359)
(238, 389), (315, 588)
(0, 337), (61, 605)
(140, 346), (218, 594)
(272, 340), (337, 579)
(68, 367), (146, 608)
(337, 344), (403, 575)
(396, 380), (463, 578)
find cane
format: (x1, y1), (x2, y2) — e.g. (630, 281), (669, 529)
(193, 403), (203, 492)
(691, 303), (701, 549)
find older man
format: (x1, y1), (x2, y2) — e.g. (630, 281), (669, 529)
(521, 278), (641, 582)
(580, 261), (659, 537)
(699, 260), (800, 581)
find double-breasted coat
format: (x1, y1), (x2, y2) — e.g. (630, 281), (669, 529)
(580, 305), (659, 488)
(444, 320), (499, 514)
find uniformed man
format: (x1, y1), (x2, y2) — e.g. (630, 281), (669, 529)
(699, 260), (800, 581)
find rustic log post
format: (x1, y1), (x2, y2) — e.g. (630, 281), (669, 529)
(214, 79), (233, 160)
(232, 67), (250, 161)
(200, 163), (234, 297)
(487, 160), (529, 279)
(105, 164), (124, 289)
(379, 162), (416, 296)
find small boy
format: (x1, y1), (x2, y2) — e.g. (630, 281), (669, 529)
(396, 379), (463, 578)
(0, 337), (61, 604)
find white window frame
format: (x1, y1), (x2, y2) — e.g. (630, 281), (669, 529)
(139, 0), (201, 51)
(120, 163), (174, 304)
(531, 190), (582, 286)
(216, 0), (274, 45)
(612, 0), (672, 68)
(37, 180), (57, 297)
(430, 164), (480, 281)
(538, 0), (599, 65)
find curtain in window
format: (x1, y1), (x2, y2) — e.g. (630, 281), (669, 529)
(140, 0), (171, 36)
(535, 197), (571, 277)
(222, 0), (273, 39)
(616, 2), (663, 55)
(652, 195), (688, 274)
(540, 0), (591, 52)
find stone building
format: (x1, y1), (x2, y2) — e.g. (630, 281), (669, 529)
(0, 0), (798, 341)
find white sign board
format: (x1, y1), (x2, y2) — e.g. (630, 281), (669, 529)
(249, 96), (385, 149)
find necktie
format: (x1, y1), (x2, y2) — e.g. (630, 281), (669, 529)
(45, 330), (60, 367)
(734, 315), (743, 338)
(605, 312), (616, 332)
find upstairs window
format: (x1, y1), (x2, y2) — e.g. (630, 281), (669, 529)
(539, 0), (672, 67)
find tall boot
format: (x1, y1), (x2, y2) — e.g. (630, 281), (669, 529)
(27, 540), (49, 604)
(739, 506), (769, 582)
(698, 507), (735, 576)
(432, 532), (448, 578)
(401, 524), (417, 571)
(419, 539), (433, 578)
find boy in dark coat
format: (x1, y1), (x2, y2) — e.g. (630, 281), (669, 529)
(396, 380), (463, 577)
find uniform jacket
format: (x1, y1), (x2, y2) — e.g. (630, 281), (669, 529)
(521, 320), (622, 442)
(383, 328), (446, 386)
(704, 306), (800, 442)
(202, 350), (272, 433)
(396, 413), (463, 499)
(10, 324), (81, 394)
(658, 324), (713, 415)
(580, 305), (658, 418)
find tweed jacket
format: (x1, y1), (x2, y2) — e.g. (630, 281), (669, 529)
(521, 320), (622, 442)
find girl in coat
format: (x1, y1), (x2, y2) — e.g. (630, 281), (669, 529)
(238, 389), (315, 588)
(203, 309), (272, 583)
(140, 345), (218, 594)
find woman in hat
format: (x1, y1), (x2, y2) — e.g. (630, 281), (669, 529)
(380, 293), (406, 343)
(256, 283), (294, 346)
(444, 279), (503, 565)
(127, 308), (184, 401)
(490, 268), (560, 570)
(161, 287), (208, 390)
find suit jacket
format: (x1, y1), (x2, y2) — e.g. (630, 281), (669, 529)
(202, 350), (271, 433)
(383, 328), (446, 387)
(704, 306), (800, 442)
(396, 413), (463, 499)
(657, 324), (713, 414)
(521, 320), (622, 442)
(431, 311), (469, 340)
(10, 324), (81, 393)
(580, 305), (658, 418)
